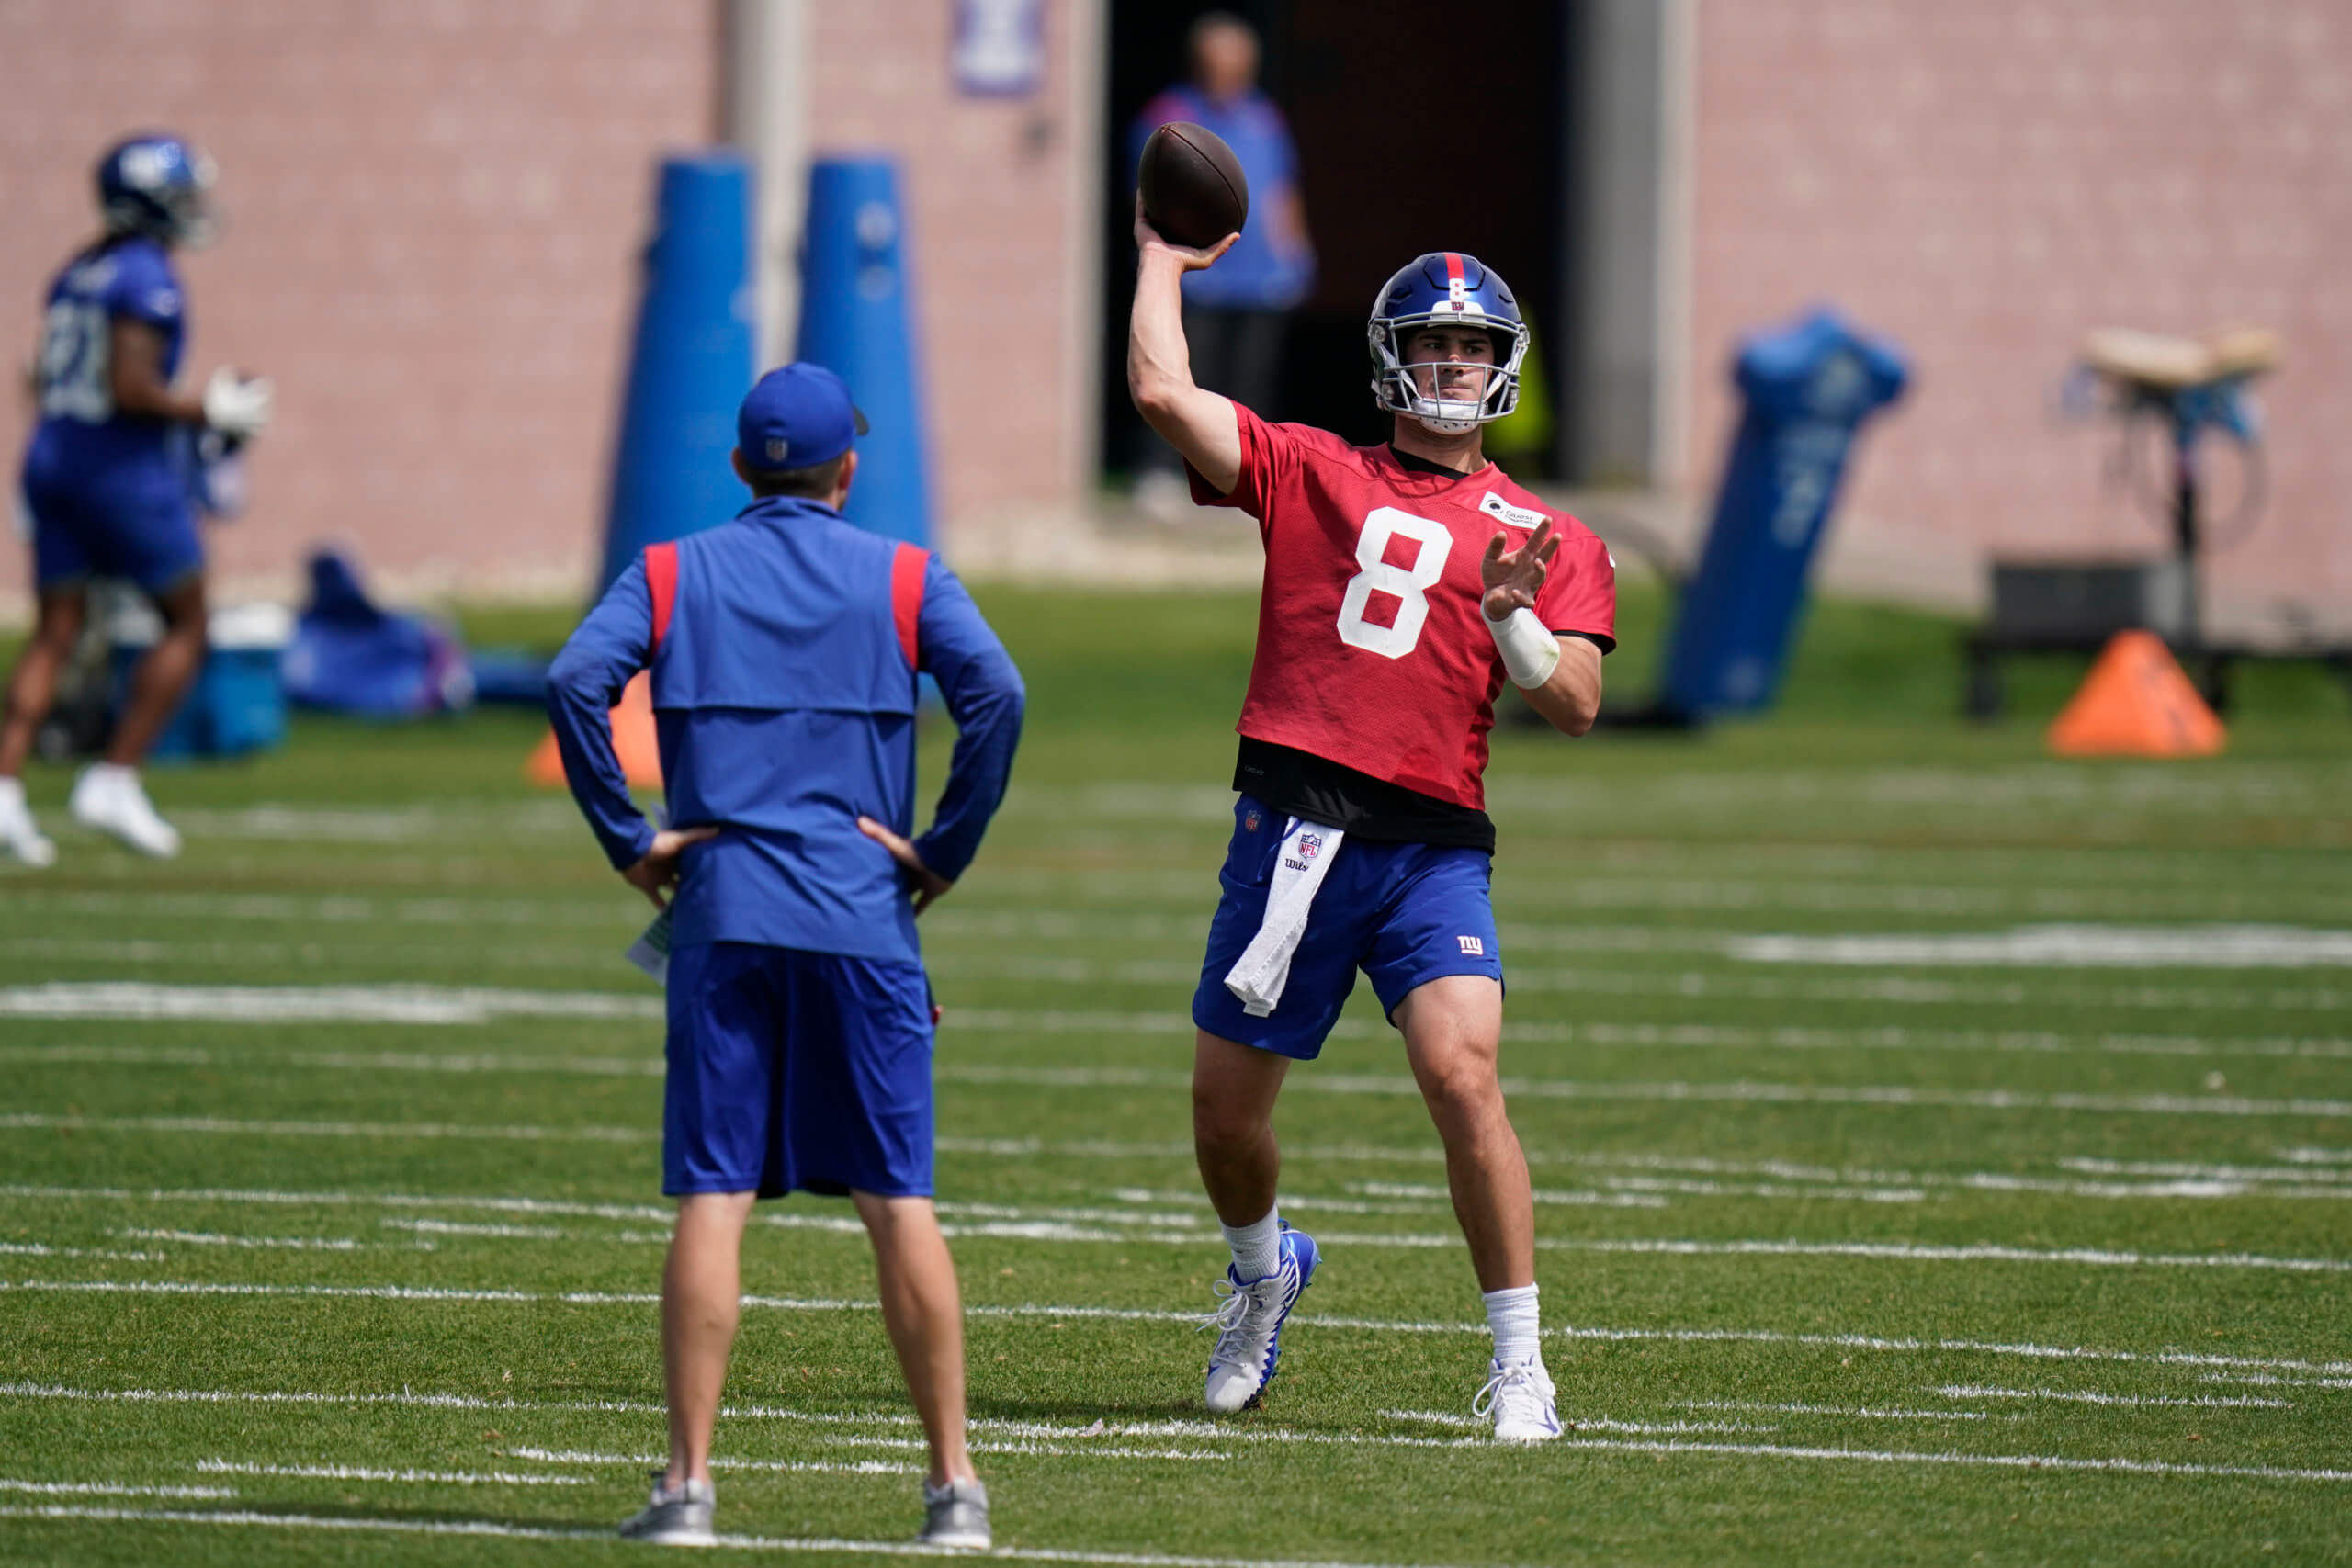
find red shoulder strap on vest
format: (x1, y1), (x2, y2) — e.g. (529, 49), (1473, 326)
(644, 541), (679, 651)
(889, 542), (930, 668)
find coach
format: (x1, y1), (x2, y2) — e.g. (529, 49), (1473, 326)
(547, 363), (1023, 1550)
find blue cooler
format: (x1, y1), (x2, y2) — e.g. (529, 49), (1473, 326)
(109, 600), (293, 761)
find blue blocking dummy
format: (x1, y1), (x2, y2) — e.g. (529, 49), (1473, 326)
(796, 158), (934, 550)
(599, 154), (757, 593)
(1660, 309), (1907, 721)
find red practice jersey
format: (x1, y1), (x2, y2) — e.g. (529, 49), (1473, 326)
(1191, 402), (1617, 810)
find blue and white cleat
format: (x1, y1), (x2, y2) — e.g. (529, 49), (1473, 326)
(1473, 1357), (1563, 1442)
(1201, 1224), (1318, 1413)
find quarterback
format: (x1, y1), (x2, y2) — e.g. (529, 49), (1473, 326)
(1129, 204), (1613, 1440)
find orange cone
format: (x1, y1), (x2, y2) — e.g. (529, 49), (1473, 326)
(527, 671), (664, 787)
(2046, 631), (2224, 758)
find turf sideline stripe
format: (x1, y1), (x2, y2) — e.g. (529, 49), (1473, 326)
(0, 1506), (1462, 1566)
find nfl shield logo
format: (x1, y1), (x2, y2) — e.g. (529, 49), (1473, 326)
(1296, 832), (1322, 859)
(1244, 810), (1261, 831)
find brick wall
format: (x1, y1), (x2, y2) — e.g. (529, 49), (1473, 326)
(1687, 0), (2352, 635)
(806, 0), (1093, 534)
(0, 2), (1095, 612)
(0, 1), (719, 607)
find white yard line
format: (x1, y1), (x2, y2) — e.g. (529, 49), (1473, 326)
(1680, 1400), (1999, 1423)
(0, 1506), (1459, 1567)
(1439, 969), (2352, 1014)
(0, 1113), (659, 1145)
(0, 983), (660, 1025)
(515, 1449), (915, 1475)
(0, 1243), (163, 1262)
(1535, 1437), (2352, 1483)
(0, 890), (630, 929)
(192, 1459), (583, 1486)
(379, 1217), (563, 1238)
(13, 1081), (2348, 1156)
(120, 1229), (365, 1252)
(0, 1479), (233, 1498)
(1934, 1385), (2295, 1410)
(4, 1263), (2348, 1381)
(27, 1188), (2349, 1273)
(0, 1182), (674, 1223)
(1729, 925), (2352, 970)
(1381, 1411), (1774, 1436)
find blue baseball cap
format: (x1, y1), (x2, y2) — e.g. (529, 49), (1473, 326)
(737, 362), (869, 471)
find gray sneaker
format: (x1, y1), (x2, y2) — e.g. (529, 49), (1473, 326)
(920, 1477), (990, 1551)
(618, 1472), (717, 1545)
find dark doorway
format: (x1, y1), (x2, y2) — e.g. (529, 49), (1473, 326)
(1102, 0), (1570, 480)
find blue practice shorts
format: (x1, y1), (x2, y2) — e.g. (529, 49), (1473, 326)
(664, 941), (936, 1200)
(1192, 795), (1504, 1061)
(24, 469), (202, 597)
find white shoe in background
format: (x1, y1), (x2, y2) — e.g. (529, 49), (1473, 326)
(69, 764), (181, 858)
(0, 779), (57, 868)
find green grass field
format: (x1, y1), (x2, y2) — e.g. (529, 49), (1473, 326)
(1, 583), (2348, 1566)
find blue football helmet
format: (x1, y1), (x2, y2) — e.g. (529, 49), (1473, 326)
(96, 134), (218, 247)
(1367, 252), (1527, 433)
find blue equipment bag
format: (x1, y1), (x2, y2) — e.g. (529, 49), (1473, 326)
(281, 548), (472, 718)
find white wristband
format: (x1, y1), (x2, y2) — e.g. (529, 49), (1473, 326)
(1486, 606), (1561, 689)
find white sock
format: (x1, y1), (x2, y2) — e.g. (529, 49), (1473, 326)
(0, 778), (23, 813)
(1221, 1207), (1283, 1281)
(84, 762), (134, 788)
(1483, 1283), (1543, 1367)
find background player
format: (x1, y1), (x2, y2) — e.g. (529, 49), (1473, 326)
(1129, 205), (1613, 1440)
(548, 364), (1023, 1550)
(0, 133), (274, 864)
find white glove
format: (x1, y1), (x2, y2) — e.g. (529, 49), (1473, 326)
(203, 367), (274, 438)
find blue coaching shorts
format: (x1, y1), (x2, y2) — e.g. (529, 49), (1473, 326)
(24, 469), (203, 596)
(1192, 795), (1503, 1060)
(664, 941), (936, 1200)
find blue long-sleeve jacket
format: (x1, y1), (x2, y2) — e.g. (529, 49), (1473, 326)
(546, 495), (1024, 964)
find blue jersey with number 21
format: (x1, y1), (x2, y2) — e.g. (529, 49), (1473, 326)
(24, 235), (189, 493)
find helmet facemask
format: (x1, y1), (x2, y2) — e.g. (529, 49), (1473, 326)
(101, 142), (219, 249)
(1369, 313), (1526, 434)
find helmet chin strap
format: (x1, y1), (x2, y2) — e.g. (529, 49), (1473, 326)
(1408, 401), (1483, 436)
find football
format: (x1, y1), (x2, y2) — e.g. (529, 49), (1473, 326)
(1138, 121), (1250, 249)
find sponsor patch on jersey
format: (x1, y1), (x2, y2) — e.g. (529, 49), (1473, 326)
(1457, 934), (1485, 956)
(1478, 491), (1547, 530)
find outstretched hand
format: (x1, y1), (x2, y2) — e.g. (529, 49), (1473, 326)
(622, 826), (720, 911)
(858, 815), (955, 916)
(1479, 518), (1559, 622)
(1134, 193), (1238, 273)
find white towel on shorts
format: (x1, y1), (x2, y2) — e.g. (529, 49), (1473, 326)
(1223, 816), (1345, 1017)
